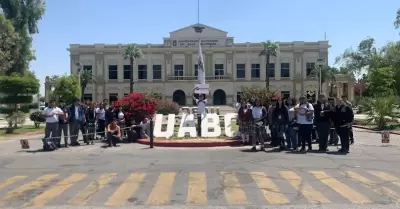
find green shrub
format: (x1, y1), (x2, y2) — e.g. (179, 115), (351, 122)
(156, 100), (180, 115)
(240, 86), (277, 107)
(29, 111), (45, 128)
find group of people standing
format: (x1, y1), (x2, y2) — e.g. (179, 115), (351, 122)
(40, 98), (150, 150)
(236, 94), (354, 153)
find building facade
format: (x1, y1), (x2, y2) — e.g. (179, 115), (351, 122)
(67, 23), (354, 105)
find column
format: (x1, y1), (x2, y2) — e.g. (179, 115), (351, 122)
(348, 82), (354, 102)
(260, 55), (266, 81)
(70, 54), (79, 75)
(226, 52), (233, 81)
(164, 52), (172, 82)
(245, 51), (251, 81)
(147, 54), (153, 82)
(133, 60), (138, 83)
(206, 52), (213, 76)
(275, 54), (281, 80)
(95, 52), (104, 101)
(185, 52), (192, 76)
(117, 56), (123, 82)
(336, 82), (341, 97)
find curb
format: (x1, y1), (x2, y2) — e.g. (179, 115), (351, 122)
(136, 138), (242, 147)
(352, 125), (400, 135)
(23, 131), (44, 136)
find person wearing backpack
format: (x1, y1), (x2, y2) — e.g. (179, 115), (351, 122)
(295, 95), (315, 152)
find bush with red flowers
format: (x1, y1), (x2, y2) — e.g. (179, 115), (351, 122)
(113, 93), (158, 122)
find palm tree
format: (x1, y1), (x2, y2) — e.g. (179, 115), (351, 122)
(259, 41), (278, 89)
(123, 44), (143, 93)
(310, 66), (338, 95)
(80, 70), (96, 101)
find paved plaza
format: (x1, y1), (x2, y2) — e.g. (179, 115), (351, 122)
(0, 128), (399, 209)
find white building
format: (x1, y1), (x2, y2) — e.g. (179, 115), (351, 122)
(65, 23), (353, 105)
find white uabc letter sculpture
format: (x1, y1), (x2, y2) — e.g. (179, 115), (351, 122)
(224, 113), (237, 137)
(201, 114), (221, 137)
(177, 113), (197, 137)
(153, 114), (175, 138)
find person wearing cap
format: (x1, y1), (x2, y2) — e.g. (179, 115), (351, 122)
(295, 95), (315, 152)
(68, 98), (87, 146)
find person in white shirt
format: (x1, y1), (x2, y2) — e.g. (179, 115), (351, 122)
(41, 99), (64, 147)
(250, 99), (267, 152)
(192, 90), (210, 137)
(95, 103), (106, 139)
(295, 95), (315, 152)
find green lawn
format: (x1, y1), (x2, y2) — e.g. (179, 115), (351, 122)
(353, 119), (400, 131)
(0, 125), (44, 137)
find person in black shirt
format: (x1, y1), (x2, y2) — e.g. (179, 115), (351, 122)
(313, 94), (333, 152)
(86, 102), (96, 144)
(57, 102), (69, 148)
(332, 97), (354, 153)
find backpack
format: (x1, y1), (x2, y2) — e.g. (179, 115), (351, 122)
(42, 138), (57, 151)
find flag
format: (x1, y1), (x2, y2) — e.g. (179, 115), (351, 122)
(197, 39), (205, 84)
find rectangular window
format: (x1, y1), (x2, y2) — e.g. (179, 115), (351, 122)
(306, 62), (315, 76)
(123, 65), (131, 79)
(251, 63), (260, 78)
(124, 93), (129, 97)
(108, 65), (118, 80)
(268, 63), (275, 77)
(281, 91), (290, 99)
(174, 65), (184, 76)
(83, 65), (92, 73)
(236, 64), (245, 79)
(194, 64), (198, 77)
(153, 65), (162, 80)
(214, 64), (224, 76)
(109, 93), (118, 103)
(138, 65), (147, 80)
(83, 94), (93, 101)
(281, 63), (290, 78)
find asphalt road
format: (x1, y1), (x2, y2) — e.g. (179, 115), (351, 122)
(0, 129), (400, 209)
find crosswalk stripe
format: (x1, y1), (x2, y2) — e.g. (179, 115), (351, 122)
(221, 172), (248, 205)
(0, 176), (27, 190)
(250, 172), (289, 204)
(187, 172), (207, 205)
(0, 174), (58, 207)
(368, 171), (400, 188)
(24, 173), (88, 207)
(309, 171), (372, 204)
(68, 173), (117, 206)
(146, 172), (176, 205)
(104, 173), (145, 206)
(344, 171), (400, 203)
(280, 171), (331, 204)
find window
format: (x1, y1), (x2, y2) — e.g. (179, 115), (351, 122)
(138, 65), (147, 80)
(108, 65), (118, 80)
(236, 64), (245, 79)
(194, 64), (198, 77)
(281, 91), (290, 100)
(83, 94), (92, 101)
(281, 63), (290, 78)
(174, 65), (184, 76)
(109, 93), (118, 103)
(124, 93), (129, 97)
(236, 92), (243, 102)
(306, 62), (315, 76)
(123, 65), (131, 79)
(251, 64), (260, 78)
(83, 65), (92, 72)
(153, 65), (162, 80)
(214, 64), (224, 76)
(267, 63), (275, 77)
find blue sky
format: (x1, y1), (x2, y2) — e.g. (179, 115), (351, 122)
(30, 0), (399, 94)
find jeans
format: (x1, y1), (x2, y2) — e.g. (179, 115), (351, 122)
(285, 126), (297, 149)
(298, 124), (313, 150)
(57, 123), (69, 146)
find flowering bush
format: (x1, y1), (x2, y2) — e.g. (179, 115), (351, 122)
(156, 99), (180, 115)
(113, 93), (158, 122)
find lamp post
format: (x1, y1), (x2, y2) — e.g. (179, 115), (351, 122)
(317, 58), (324, 94)
(76, 63), (82, 101)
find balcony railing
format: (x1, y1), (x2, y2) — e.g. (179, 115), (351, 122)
(167, 75), (231, 81)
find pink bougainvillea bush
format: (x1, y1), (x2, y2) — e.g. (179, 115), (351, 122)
(113, 93), (158, 122)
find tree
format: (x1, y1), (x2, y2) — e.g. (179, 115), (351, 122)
(240, 86), (277, 107)
(0, 14), (20, 75)
(335, 37), (377, 78)
(259, 41), (278, 89)
(113, 93), (158, 122)
(80, 70), (96, 100)
(123, 44), (143, 93)
(0, 0), (46, 74)
(395, 8), (400, 33)
(368, 67), (396, 96)
(0, 74), (40, 132)
(53, 75), (80, 103)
